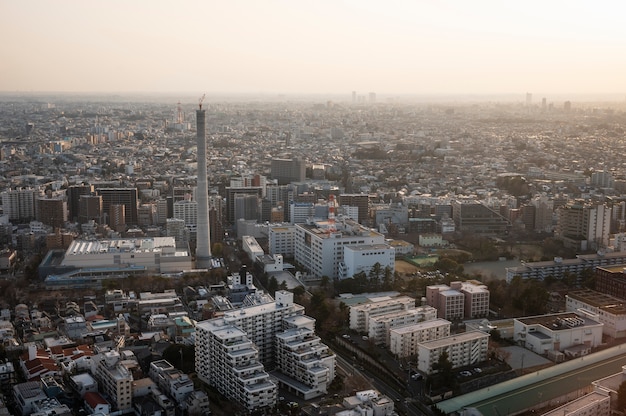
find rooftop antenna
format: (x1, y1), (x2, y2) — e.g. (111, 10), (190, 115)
(199, 93), (206, 110)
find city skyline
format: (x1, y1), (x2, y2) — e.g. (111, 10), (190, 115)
(2, 1), (626, 97)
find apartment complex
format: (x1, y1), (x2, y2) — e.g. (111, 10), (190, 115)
(389, 318), (452, 359)
(417, 331), (490, 374)
(368, 305), (438, 345)
(195, 291), (335, 410)
(349, 296), (416, 333)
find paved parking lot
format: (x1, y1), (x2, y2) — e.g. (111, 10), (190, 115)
(499, 345), (551, 370)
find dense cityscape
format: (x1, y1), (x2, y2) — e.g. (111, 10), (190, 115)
(2, 92), (626, 416)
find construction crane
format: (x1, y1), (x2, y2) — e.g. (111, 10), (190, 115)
(199, 94), (206, 110)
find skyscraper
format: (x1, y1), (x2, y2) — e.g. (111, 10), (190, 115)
(195, 102), (212, 267)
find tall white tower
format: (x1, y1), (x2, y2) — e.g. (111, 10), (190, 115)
(195, 97), (212, 267)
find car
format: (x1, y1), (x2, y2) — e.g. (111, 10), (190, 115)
(459, 370), (472, 377)
(411, 373), (423, 380)
(473, 367), (482, 373)
(342, 334), (350, 339)
(362, 336), (369, 340)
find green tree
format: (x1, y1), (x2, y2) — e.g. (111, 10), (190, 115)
(267, 276), (279, 295)
(431, 351), (454, 387)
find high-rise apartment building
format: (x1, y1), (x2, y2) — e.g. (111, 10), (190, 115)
(195, 291), (334, 410)
(1, 188), (36, 223)
(556, 202), (611, 250)
(78, 194), (103, 225)
(338, 194), (370, 224)
(36, 194), (67, 228)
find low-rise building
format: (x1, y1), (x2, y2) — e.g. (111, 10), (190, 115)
(513, 312), (603, 357)
(566, 289), (626, 338)
(389, 318), (452, 359)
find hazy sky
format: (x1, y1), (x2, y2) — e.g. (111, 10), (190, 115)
(2, 1), (625, 96)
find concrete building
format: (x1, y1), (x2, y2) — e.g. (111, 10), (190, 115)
(36, 194), (67, 228)
(513, 312), (603, 357)
(242, 235), (264, 260)
(60, 237), (192, 274)
(389, 318), (452, 359)
(368, 305), (438, 345)
(78, 194), (102, 225)
(506, 252), (626, 282)
(67, 184), (93, 222)
(541, 390), (610, 416)
(93, 350), (134, 412)
(340, 244), (395, 279)
(566, 289), (626, 338)
(275, 315), (335, 399)
(268, 225), (296, 257)
(426, 284), (465, 321)
(294, 217), (391, 279)
(452, 199), (510, 235)
(349, 296), (416, 333)
(417, 331), (490, 374)
(149, 359), (194, 404)
(594, 264), (626, 300)
(195, 105), (212, 267)
(195, 320), (277, 412)
(271, 158), (305, 185)
(96, 187), (138, 226)
(556, 202), (612, 251)
(1, 187), (36, 223)
(338, 194), (370, 224)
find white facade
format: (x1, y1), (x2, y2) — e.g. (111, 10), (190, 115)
(513, 312), (603, 356)
(1, 188), (36, 222)
(541, 390), (610, 416)
(295, 218), (388, 279)
(566, 290), (626, 338)
(275, 323), (335, 399)
(341, 244), (395, 279)
(268, 225), (296, 257)
(417, 331), (490, 374)
(349, 296), (416, 333)
(368, 305), (438, 345)
(196, 319), (277, 411)
(93, 350), (134, 412)
(242, 235), (264, 260)
(389, 318), (451, 359)
(61, 237), (192, 273)
(173, 200), (198, 227)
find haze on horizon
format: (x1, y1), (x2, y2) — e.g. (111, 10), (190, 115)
(2, 0), (626, 98)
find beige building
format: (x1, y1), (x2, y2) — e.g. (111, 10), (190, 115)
(349, 296), (416, 333)
(389, 318), (451, 359)
(368, 305), (438, 345)
(417, 331), (490, 374)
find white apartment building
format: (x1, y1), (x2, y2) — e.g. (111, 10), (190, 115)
(148, 360), (194, 404)
(195, 320), (277, 412)
(1, 188), (36, 222)
(196, 291), (334, 409)
(389, 318), (452, 359)
(417, 331), (490, 375)
(220, 291), (305, 368)
(566, 289), (626, 338)
(275, 320), (335, 399)
(93, 350), (134, 412)
(268, 225), (296, 257)
(514, 312), (603, 357)
(340, 244), (395, 279)
(173, 199), (198, 228)
(350, 296), (416, 333)
(295, 217), (390, 279)
(368, 305), (438, 345)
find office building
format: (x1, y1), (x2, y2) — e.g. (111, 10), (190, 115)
(67, 184), (93, 222)
(340, 244), (395, 279)
(338, 194), (370, 224)
(271, 158), (305, 185)
(268, 225), (296, 257)
(556, 202), (611, 251)
(294, 217), (391, 279)
(78, 194), (103, 225)
(452, 199), (510, 235)
(225, 187), (264, 223)
(96, 188), (138, 226)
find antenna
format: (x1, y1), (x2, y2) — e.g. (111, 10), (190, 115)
(199, 94), (206, 110)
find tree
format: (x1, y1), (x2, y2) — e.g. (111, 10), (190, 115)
(431, 351), (454, 386)
(617, 380), (626, 410)
(267, 276), (279, 296)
